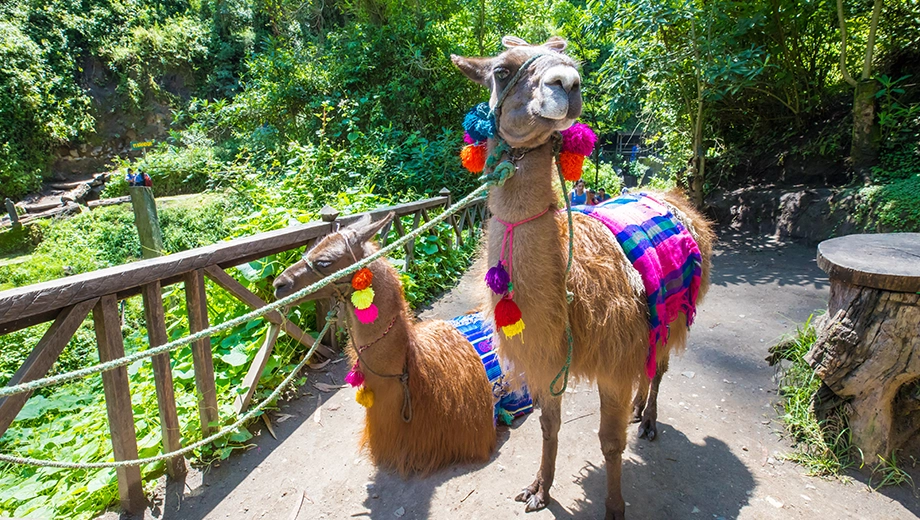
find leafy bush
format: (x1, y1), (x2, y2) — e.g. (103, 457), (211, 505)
(857, 174), (920, 232)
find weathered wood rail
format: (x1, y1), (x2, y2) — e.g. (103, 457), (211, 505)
(0, 188), (486, 513)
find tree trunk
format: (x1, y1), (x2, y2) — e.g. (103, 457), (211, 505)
(850, 79), (880, 180)
(806, 280), (920, 463)
(688, 20), (706, 208)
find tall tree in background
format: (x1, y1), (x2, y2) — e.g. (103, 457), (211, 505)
(838, 0), (884, 179)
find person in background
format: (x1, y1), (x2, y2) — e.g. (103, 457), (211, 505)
(596, 187), (611, 203)
(570, 179), (587, 205)
(586, 188), (598, 206)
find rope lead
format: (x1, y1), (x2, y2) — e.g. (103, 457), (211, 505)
(550, 134), (576, 397)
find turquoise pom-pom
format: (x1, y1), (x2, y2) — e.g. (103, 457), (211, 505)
(463, 103), (496, 142)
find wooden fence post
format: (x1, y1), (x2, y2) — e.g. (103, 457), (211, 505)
(316, 205), (340, 350)
(4, 198), (19, 228)
(184, 269), (219, 436)
(141, 281), (187, 479)
(93, 295), (145, 513)
(129, 187), (164, 259)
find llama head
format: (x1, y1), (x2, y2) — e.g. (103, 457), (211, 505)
(273, 212), (395, 300)
(451, 36), (582, 149)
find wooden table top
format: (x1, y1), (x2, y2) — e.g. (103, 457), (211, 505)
(817, 233), (920, 293)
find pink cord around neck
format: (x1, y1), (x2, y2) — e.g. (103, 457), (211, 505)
(494, 206), (550, 297)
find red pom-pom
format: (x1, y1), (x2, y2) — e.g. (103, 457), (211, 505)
(352, 267), (373, 290)
(461, 143), (488, 173)
(494, 297), (522, 328)
(559, 151), (585, 181)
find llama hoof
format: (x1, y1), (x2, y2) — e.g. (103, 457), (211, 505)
(605, 507), (627, 520)
(637, 419), (658, 441)
(629, 407), (643, 423)
(515, 485), (549, 512)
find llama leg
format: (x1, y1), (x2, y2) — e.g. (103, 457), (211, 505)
(630, 378), (649, 423)
(637, 355), (669, 441)
(599, 386), (630, 520)
(515, 394), (562, 512)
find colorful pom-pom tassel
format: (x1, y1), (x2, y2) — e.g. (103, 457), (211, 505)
(497, 407), (514, 426)
(495, 296), (522, 326)
(356, 386), (374, 408)
(461, 143), (488, 173)
(495, 297), (525, 339)
(463, 102), (496, 142)
(345, 363), (365, 387)
(464, 133), (475, 144)
(559, 151), (585, 182)
(351, 287), (375, 310)
(485, 262), (510, 295)
(501, 320), (525, 338)
(560, 122), (598, 156)
(354, 303), (379, 324)
(351, 267), (373, 291)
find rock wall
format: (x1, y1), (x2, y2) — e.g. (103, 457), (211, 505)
(706, 185), (868, 243)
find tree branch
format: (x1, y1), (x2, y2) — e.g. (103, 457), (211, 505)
(862, 0), (883, 80)
(837, 0), (858, 87)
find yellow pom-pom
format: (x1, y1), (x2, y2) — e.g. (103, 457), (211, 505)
(460, 143), (487, 173)
(559, 151), (585, 181)
(501, 319), (525, 339)
(356, 386), (374, 408)
(351, 287), (375, 310)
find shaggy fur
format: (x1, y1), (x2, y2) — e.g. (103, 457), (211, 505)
(273, 214), (496, 476)
(453, 37), (714, 520)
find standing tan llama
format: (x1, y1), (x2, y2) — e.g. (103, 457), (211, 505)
(452, 36), (714, 519)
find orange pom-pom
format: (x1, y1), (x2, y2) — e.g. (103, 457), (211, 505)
(461, 143), (488, 173)
(559, 151), (585, 182)
(352, 267), (373, 290)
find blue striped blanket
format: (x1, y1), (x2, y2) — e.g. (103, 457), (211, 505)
(447, 312), (533, 424)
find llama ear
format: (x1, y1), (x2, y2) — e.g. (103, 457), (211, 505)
(502, 35), (530, 48)
(349, 211), (395, 246)
(543, 36), (567, 52)
(451, 55), (493, 87)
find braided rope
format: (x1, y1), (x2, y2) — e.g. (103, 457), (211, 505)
(0, 315), (335, 469)
(550, 135), (576, 397)
(0, 185), (489, 400)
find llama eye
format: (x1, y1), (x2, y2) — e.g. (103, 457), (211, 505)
(315, 260), (333, 269)
(493, 67), (510, 80)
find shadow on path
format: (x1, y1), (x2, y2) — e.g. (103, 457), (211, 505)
(561, 426), (754, 519)
(710, 233), (828, 291)
(356, 421), (524, 520)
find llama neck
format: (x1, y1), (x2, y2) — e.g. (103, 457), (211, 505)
(346, 259), (413, 379)
(486, 140), (559, 222)
(485, 138), (568, 320)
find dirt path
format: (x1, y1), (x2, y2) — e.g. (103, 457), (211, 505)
(113, 232), (918, 520)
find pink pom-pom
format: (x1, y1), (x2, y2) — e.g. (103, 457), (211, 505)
(345, 364), (365, 387)
(464, 133), (475, 144)
(560, 123), (597, 156)
(355, 303), (379, 324)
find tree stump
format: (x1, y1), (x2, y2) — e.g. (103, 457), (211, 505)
(806, 233), (920, 462)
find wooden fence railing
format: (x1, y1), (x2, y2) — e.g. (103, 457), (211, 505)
(0, 188), (487, 513)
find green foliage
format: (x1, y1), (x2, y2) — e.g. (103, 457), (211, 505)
(0, 196), (235, 290)
(856, 174), (920, 232)
(774, 314), (859, 477)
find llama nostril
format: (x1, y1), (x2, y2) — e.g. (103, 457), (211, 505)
(273, 278), (292, 298)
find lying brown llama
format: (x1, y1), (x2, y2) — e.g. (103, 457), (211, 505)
(452, 36), (714, 519)
(273, 213), (505, 476)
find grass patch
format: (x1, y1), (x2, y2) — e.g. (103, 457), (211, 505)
(772, 313), (860, 477)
